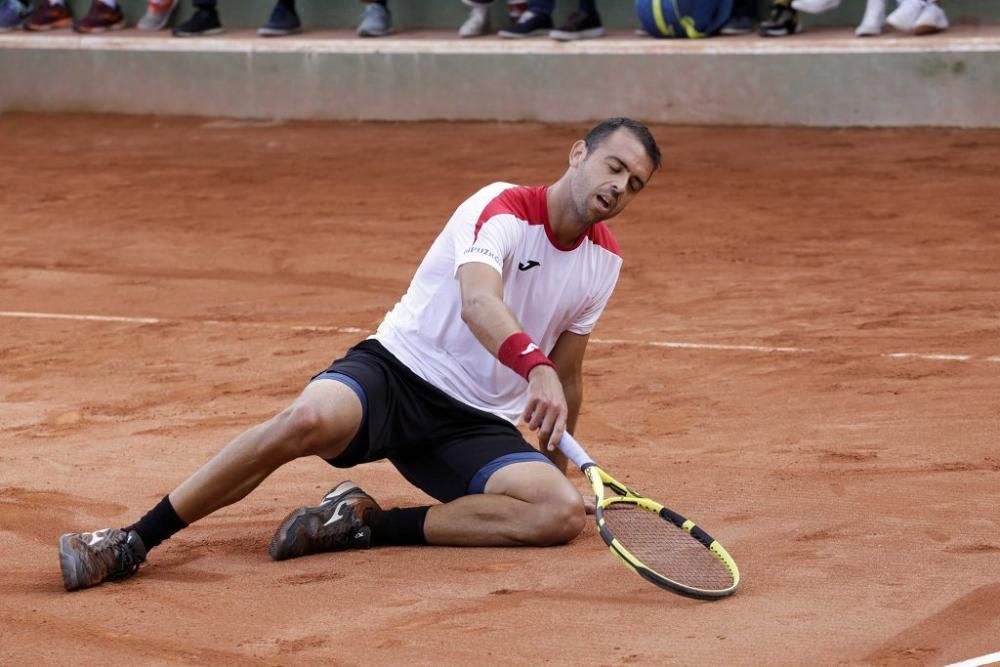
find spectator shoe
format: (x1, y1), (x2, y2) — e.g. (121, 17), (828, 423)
(550, 9), (605, 41)
(357, 2), (393, 37)
(498, 9), (552, 38)
(172, 6), (223, 36)
(24, 0), (73, 31)
(74, 1), (127, 33)
(138, 0), (179, 31)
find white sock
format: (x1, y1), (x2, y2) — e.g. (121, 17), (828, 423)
(98, 0), (118, 7)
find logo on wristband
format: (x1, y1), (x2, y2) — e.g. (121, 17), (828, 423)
(520, 343), (539, 356)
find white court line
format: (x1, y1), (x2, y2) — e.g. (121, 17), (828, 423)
(0, 311), (364, 335)
(883, 352), (975, 362)
(943, 650), (1000, 667)
(0, 310), (995, 362)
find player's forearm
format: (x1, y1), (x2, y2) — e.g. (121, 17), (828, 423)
(460, 289), (522, 355)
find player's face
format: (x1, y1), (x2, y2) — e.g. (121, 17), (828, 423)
(569, 129), (656, 225)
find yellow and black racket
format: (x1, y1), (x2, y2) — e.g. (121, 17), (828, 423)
(559, 434), (740, 599)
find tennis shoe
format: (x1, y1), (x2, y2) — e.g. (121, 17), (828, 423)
(790, 0), (840, 13)
(357, 2), (392, 37)
(74, 0), (126, 33)
(550, 10), (605, 41)
(269, 481), (381, 561)
(458, 4), (490, 37)
(59, 528), (147, 591)
(138, 0), (179, 31)
(498, 10), (552, 38)
(172, 7), (222, 36)
(759, 1), (801, 36)
(886, 0), (925, 32)
(855, 0), (886, 36)
(258, 2), (302, 36)
(913, 1), (947, 34)
(24, 0), (73, 31)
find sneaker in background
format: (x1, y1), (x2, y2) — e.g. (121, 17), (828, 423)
(172, 6), (223, 37)
(0, 0), (29, 31)
(498, 9), (552, 38)
(855, 0), (886, 36)
(357, 2), (392, 37)
(790, 0), (840, 13)
(720, 14), (755, 35)
(913, 1), (947, 34)
(59, 528), (147, 591)
(138, 0), (179, 31)
(74, 0), (126, 34)
(24, 0), (73, 31)
(550, 10), (605, 41)
(886, 0), (924, 32)
(459, 3), (490, 37)
(258, 2), (302, 37)
(269, 481), (382, 561)
(759, 1), (800, 36)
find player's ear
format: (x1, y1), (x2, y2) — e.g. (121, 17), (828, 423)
(568, 139), (588, 167)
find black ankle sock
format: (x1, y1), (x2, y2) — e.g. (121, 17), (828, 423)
(126, 496), (188, 552)
(369, 507), (429, 546)
(278, 0), (296, 9)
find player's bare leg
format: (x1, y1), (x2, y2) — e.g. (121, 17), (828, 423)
(169, 379), (362, 523)
(422, 461), (587, 546)
(58, 379), (362, 591)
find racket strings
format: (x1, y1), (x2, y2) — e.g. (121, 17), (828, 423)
(601, 502), (734, 591)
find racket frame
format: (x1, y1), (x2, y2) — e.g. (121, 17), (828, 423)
(562, 434), (740, 599)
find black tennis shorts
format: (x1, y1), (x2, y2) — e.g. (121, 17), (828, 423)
(310, 339), (549, 503)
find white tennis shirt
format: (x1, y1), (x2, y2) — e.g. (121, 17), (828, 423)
(373, 182), (623, 424)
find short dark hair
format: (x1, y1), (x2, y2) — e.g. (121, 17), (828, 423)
(583, 117), (662, 171)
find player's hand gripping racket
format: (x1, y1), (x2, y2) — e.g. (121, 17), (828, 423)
(559, 434), (740, 599)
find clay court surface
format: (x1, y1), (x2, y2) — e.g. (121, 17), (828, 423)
(0, 114), (997, 666)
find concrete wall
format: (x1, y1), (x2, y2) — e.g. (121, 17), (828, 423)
(57, 0), (1000, 31)
(2, 32), (998, 127)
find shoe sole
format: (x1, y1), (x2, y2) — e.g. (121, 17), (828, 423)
(549, 27), (605, 41)
(74, 19), (127, 34)
(269, 507), (319, 561)
(258, 26), (303, 36)
(173, 27), (224, 37)
(760, 24), (802, 36)
(24, 18), (73, 31)
(58, 534), (83, 591)
(497, 29), (549, 39)
(270, 481), (367, 561)
(357, 28), (394, 37)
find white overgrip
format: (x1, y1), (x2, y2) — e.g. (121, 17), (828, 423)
(557, 433), (596, 470)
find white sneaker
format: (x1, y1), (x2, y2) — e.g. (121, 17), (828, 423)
(791, 0), (840, 14)
(458, 5), (490, 37)
(913, 1), (948, 34)
(886, 0), (925, 32)
(855, 0), (886, 35)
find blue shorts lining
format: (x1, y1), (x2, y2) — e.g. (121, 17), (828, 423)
(310, 371), (367, 422)
(467, 451), (556, 495)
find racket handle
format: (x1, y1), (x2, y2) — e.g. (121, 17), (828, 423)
(558, 433), (595, 470)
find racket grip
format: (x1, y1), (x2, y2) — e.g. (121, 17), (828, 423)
(558, 433), (595, 470)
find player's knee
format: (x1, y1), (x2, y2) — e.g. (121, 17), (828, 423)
(524, 497), (586, 546)
(265, 402), (329, 459)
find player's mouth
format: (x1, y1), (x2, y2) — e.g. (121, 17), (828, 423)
(595, 192), (615, 214)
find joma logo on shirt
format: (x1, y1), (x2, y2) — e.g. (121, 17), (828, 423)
(518, 260), (541, 271)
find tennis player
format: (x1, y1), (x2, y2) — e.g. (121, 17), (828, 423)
(58, 117), (661, 591)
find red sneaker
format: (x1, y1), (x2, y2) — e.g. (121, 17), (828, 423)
(24, 0), (73, 31)
(74, 0), (126, 33)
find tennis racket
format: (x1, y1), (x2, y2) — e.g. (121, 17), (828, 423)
(559, 433), (740, 599)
